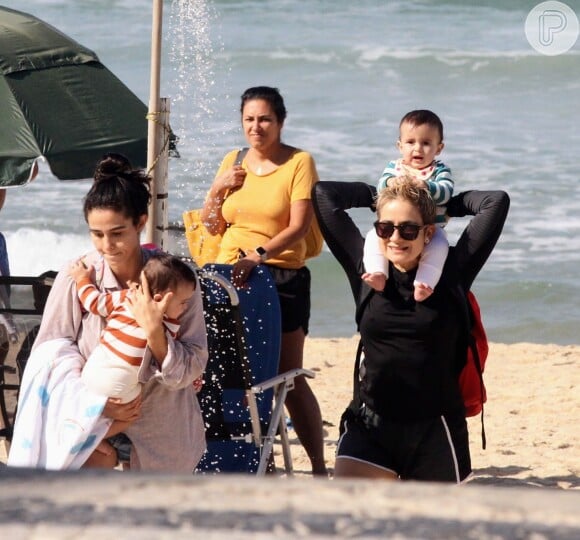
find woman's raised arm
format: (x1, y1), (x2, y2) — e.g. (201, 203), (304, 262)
(312, 181), (376, 306)
(447, 190), (510, 291)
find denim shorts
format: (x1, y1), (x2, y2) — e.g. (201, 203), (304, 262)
(107, 433), (132, 463)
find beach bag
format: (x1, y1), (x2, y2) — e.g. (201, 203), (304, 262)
(182, 209), (222, 267)
(182, 149), (248, 267)
(345, 289), (489, 448)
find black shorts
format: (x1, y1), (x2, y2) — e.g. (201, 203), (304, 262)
(266, 265), (311, 335)
(336, 405), (471, 482)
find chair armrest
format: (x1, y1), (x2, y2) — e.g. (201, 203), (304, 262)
(251, 368), (315, 393)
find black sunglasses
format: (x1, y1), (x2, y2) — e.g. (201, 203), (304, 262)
(373, 220), (426, 241)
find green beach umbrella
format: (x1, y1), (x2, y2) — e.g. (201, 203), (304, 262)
(0, 5), (148, 187)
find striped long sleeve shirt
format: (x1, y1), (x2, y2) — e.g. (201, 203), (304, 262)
(377, 159), (454, 226)
(76, 277), (180, 366)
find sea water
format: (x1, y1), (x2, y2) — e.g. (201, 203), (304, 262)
(1, 0), (579, 344)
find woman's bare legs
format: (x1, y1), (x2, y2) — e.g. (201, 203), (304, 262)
(334, 456), (399, 480)
(279, 328), (328, 476)
(82, 440), (117, 469)
(82, 419), (133, 469)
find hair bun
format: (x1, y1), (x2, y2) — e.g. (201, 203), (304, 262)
(94, 153), (133, 183)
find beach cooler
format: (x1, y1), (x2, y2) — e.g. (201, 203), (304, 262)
(196, 263), (313, 475)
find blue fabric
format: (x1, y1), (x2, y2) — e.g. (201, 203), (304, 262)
(0, 232), (9, 277)
(195, 264), (281, 474)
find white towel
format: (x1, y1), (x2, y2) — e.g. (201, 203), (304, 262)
(8, 338), (111, 470)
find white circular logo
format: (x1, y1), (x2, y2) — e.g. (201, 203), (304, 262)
(525, 1), (579, 56)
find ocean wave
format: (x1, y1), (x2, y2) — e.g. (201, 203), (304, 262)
(354, 45), (579, 67)
(220, 46), (568, 66)
(4, 229), (91, 277)
(268, 50), (339, 64)
(6, 0), (578, 346)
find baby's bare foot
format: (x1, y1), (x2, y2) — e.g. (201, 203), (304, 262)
(362, 272), (387, 292)
(414, 282), (433, 302)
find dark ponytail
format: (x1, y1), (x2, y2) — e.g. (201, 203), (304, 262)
(83, 153), (151, 225)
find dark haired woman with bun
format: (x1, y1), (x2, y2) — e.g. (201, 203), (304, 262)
(9, 154), (208, 472)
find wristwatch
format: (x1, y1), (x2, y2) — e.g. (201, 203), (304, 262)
(255, 246), (268, 262)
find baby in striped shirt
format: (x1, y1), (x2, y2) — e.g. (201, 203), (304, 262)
(363, 109), (454, 301)
(69, 252), (198, 403)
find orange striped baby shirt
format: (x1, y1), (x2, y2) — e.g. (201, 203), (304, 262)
(76, 277), (180, 366)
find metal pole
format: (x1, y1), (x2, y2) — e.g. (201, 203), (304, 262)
(154, 98), (170, 250)
(145, 0), (163, 244)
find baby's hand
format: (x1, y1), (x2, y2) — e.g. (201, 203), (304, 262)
(127, 280), (140, 293)
(192, 376), (204, 393)
(69, 259), (92, 282)
(362, 272), (387, 292)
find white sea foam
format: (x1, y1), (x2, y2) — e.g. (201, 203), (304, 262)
(268, 50), (338, 64)
(5, 229), (91, 276)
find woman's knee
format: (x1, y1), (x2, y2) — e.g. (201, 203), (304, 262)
(334, 456), (398, 480)
(83, 451), (117, 469)
(82, 441), (118, 469)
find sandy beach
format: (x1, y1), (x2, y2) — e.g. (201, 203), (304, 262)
(286, 338), (580, 489)
(2, 338), (579, 490)
(2, 338), (579, 539)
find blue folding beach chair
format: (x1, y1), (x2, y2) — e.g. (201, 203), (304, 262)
(195, 263), (314, 475)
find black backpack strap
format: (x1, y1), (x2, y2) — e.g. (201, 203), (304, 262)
(351, 288), (373, 407)
(351, 338), (364, 408)
(339, 338), (364, 436)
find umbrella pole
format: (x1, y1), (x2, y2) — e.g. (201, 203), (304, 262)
(145, 0), (163, 245)
(154, 98), (170, 250)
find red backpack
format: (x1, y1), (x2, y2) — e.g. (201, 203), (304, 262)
(460, 291), (489, 448)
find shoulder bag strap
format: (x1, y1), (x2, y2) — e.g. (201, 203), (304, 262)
(235, 147), (249, 166)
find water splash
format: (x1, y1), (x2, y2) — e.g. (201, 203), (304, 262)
(168, 0), (230, 207)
